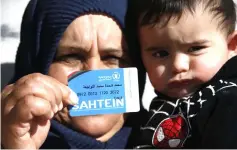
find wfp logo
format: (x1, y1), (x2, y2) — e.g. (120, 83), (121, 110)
(98, 72), (120, 82)
(112, 72), (120, 80)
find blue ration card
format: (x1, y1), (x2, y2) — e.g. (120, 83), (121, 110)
(68, 67), (140, 116)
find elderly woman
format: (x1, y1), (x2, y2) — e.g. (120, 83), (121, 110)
(1, 0), (146, 149)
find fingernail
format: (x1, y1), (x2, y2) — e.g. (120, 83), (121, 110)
(53, 106), (58, 113)
(50, 111), (54, 119)
(69, 88), (79, 105)
(59, 102), (63, 110)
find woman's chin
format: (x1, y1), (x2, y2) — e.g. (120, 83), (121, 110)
(71, 114), (124, 141)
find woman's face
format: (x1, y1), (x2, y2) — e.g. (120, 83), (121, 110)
(48, 14), (131, 141)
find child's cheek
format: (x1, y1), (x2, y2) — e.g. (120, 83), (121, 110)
(148, 65), (167, 91)
(192, 53), (227, 83)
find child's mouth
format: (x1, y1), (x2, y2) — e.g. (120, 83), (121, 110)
(168, 79), (191, 89)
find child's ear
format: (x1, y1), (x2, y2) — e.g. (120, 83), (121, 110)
(227, 31), (237, 58)
(227, 31), (237, 51)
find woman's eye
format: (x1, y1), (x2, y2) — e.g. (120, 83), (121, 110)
(54, 54), (84, 65)
(188, 46), (205, 52)
(152, 51), (169, 58)
(102, 55), (120, 64)
(102, 55), (130, 66)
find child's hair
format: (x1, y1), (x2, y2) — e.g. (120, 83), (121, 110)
(125, 0), (236, 75)
(132, 0), (236, 35)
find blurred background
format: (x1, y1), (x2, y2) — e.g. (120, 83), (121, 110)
(1, 0), (29, 89)
(1, 0), (237, 109)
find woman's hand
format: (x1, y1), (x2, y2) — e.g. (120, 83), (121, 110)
(1, 73), (78, 149)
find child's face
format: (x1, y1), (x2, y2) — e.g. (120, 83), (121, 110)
(139, 9), (234, 98)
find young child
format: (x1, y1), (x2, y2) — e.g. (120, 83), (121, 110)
(126, 0), (237, 148)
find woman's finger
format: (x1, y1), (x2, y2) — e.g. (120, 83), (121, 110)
(1, 84), (14, 100)
(13, 95), (54, 123)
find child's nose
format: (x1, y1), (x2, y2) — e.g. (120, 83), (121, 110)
(171, 53), (189, 74)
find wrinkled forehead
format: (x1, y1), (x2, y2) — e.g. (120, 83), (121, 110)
(58, 14), (126, 54)
(13, 0), (127, 82)
(41, 2), (123, 49)
(35, 0), (126, 71)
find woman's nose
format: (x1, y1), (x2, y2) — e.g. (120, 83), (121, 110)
(84, 56), (105, 70)
(171, 53), (189, 74)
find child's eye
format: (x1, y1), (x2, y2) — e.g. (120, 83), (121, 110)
(152, 51), (169, 58)
(188, 46), (205, 52)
